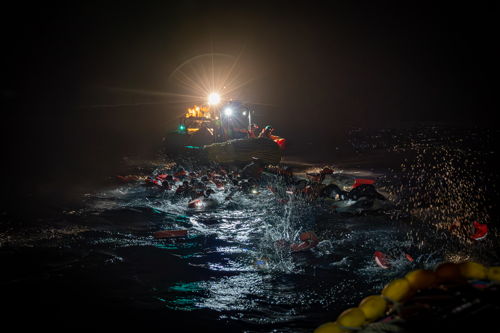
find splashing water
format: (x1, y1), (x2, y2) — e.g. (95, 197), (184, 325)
(258, 192), (303, 273)
(386, 129), (498, 258)
(3, 125), (498, 332)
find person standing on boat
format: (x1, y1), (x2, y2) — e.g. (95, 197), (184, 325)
(258, 125), (274, 139)
(248, 123), (259, 138)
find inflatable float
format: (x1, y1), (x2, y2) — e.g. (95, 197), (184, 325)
(314, 261), (500, 333)
(154, 230), (188, 239)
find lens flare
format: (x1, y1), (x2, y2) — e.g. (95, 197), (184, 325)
(208, 92), (221, 105)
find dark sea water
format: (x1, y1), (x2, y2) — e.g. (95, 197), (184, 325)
(1, 124), (499, 332)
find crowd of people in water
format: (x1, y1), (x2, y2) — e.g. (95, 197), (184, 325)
(125, 158), (395, 253)
(119, 157), (388, 214)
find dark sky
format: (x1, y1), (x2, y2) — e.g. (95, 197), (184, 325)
(3, 1), (496, 119)
(1, 1), (497, 198)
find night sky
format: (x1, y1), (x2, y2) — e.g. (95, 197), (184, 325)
(1, 1), (497, 200)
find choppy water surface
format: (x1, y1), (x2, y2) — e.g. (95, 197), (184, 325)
(2, 125), (499, 332)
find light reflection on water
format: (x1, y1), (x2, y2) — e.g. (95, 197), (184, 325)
(74, 127), (499, 331)
(81, 177), (424, 329)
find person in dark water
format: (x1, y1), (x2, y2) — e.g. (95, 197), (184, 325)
(347, 184), (386, 201)
(320, 183), (346, 200)
(161, 180), (171, 190)
(175, 180), (191, 196)
(204, 188), (215, 198)
(173, 166), (187, 179)
(187, 180), (207, 200)
(272, 164), (294, 185)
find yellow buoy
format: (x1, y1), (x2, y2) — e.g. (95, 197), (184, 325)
(381, 278), (411, 302)
(314, 321), (347, 333)
(435, 262), (462, 282)
(405, 269), (437, 290)
(337, 307), (366, 328)
(487, 266), (500, 282)
(358, 295), (387, 321)
(459, 261), (487, 280)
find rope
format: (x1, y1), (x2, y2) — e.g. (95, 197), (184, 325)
(358, 319), (406, 333)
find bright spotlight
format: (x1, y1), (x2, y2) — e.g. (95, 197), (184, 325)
(208, 92), (221, 105)
(224, 107), (233, 116)
(242, 111), (247, 116)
